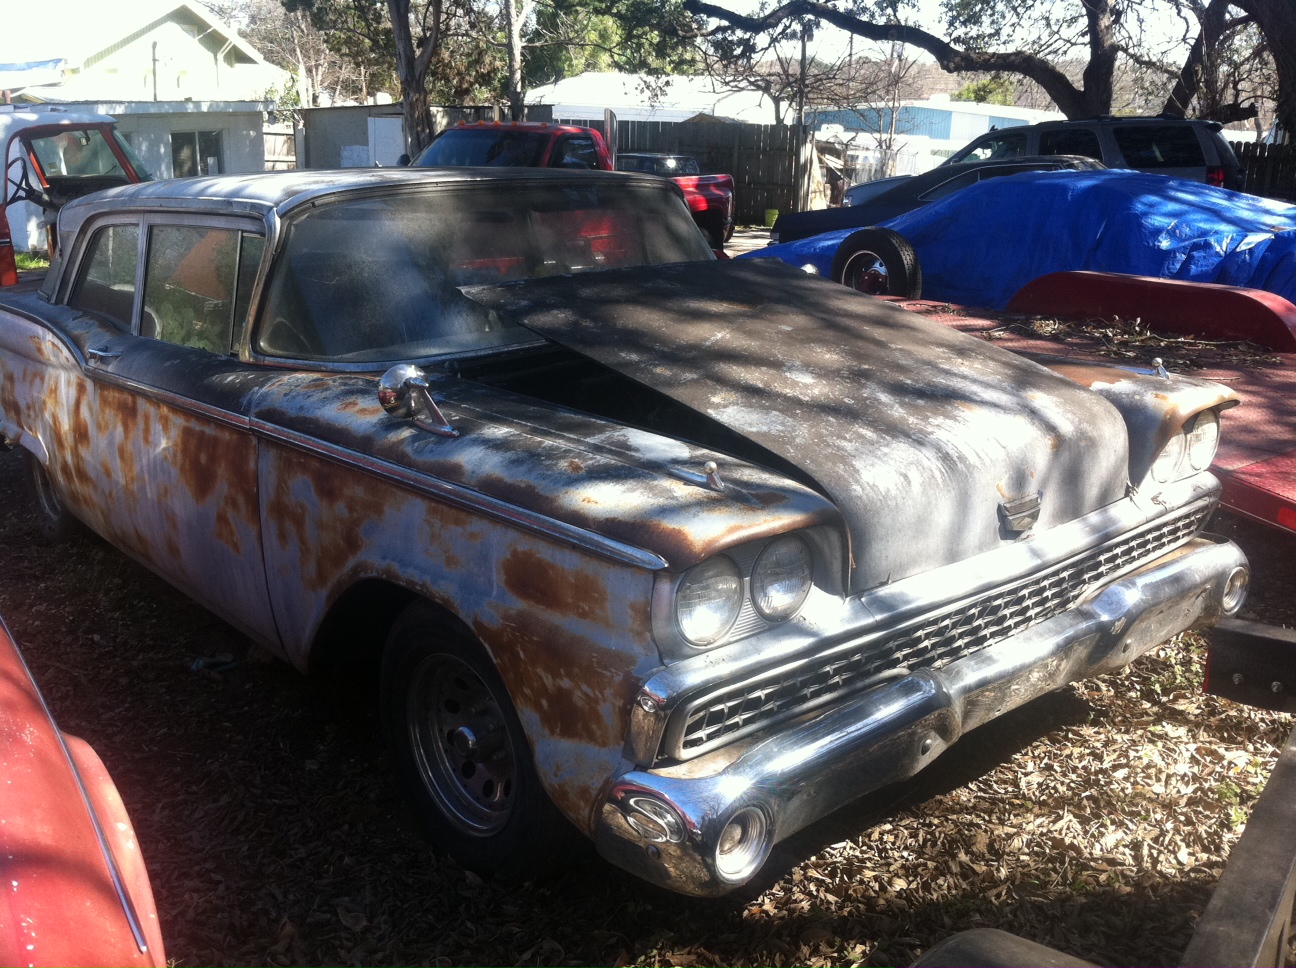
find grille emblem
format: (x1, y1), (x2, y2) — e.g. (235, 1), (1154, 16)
(999, 492), (1042, 533)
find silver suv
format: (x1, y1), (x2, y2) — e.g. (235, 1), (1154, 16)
(945, 115), (1244, 190)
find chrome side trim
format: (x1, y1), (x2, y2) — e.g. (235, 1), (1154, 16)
(2, 614), (150, 953)
(82, 368), (668, 570)
(250, 418), (670, 571)
(83, 368), (253, 430)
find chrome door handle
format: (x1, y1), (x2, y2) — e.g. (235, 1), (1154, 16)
(87, 345), (122, 363)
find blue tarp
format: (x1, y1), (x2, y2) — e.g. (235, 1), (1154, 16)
(743, 170), (1296, 310)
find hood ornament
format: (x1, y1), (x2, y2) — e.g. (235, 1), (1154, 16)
(999, 492), (1042, 534)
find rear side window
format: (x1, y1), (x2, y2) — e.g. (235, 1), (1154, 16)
(142, 225), (262, 355)
(550, 136), (599, 169)
(68, 223), (139, 329)
(955, 130), (1028, 163)
(1039, 128), (1103, 160)
(1112, 125), (1205, 168)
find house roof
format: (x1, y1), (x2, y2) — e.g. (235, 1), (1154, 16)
(0, 0), (266, 75)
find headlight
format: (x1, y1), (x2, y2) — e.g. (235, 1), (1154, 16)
(1186, 409), (1220, 471)
(751, 534), (813, 621)
(1150, 430), (1187, 483)
(676, 556), (743, 646)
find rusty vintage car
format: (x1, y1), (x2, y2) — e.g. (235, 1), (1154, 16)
(0, 168), (1253, 895)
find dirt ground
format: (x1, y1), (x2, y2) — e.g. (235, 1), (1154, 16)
(1, 442), (1293, 968)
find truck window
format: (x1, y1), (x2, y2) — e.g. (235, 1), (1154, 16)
(1039, 128), (1102, 159)
(1112, 124), (1205, 168)
(550, 136), (598, 169)
(68, 223), (140, 330)
(956, 130), (1028, 163)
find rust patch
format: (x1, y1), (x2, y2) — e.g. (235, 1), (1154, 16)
(479, 607), (637, 751)
(500, 548), (611, 624)
(566, 458), (584, 473)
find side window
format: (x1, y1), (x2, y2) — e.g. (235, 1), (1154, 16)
(1112, 125), (1205, 168)
(142, 225), (245, 354)
(68, 223), (140, 329)
(1039, 128), (1103, 159)
(958, 130), (1028, 163)
(551, 136), (598, 169)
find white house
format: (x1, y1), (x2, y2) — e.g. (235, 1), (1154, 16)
(527, 72), (781, 125)
(0, 0), (283, 104)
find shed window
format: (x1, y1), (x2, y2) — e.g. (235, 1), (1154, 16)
(172, 130), (223, 177)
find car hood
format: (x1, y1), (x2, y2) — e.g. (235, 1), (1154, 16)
(465, 260), (1131, 593)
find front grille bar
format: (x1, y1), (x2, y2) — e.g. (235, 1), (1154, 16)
(667, 505), (1212, 761)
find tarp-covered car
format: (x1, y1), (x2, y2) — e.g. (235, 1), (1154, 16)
(0, 168), (1252, 895)
(748, 169), (1296, 309)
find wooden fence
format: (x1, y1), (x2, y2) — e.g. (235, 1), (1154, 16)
(1231, 141), (1296, 201)
(558, 117), (810, 225)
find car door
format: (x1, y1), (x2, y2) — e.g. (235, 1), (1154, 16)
(63, 213), (279, 643)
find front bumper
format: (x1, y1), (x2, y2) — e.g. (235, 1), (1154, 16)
(594, 535), (1248, 895)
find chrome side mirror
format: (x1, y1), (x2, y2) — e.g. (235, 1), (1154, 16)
(378, 364), (459, 438)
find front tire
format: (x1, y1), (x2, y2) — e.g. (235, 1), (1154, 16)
(23, 450), (84, 543)
(830, 227), (922, 298)
(380, 602), (576, 878)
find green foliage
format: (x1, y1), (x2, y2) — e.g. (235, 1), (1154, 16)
(14, 251), (49, 271)
(263, 68), (306, 123)
(952, 74), (1016, 105)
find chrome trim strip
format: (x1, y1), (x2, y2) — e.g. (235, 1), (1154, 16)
(2, 614), (150, 953)
(250, 418), (670, 571)
(83, 368), (253, 430)
(81, 368), (667, 570)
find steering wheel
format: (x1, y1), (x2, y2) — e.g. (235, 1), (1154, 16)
(5, 155), (52, 210)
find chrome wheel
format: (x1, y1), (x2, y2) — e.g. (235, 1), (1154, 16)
(840, 249), (889, 294)
(407, 653), (516, 836)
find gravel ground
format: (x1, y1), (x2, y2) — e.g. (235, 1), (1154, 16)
(2, 442), (1293, 967)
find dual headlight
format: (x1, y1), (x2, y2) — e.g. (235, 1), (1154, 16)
(1150, 409), (1220, 484)
(675, 534), (814, 646)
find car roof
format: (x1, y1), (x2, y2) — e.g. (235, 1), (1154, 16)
(0, 111), (119, 144)
(439, 121), (594, 136)
(57, 167), (660, 237)
(1031, 115), (1223, 130)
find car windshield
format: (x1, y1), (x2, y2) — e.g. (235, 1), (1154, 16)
(27, 128), (130, 178)
(414, 128), (551, 167)
(258, 181), (715, 364)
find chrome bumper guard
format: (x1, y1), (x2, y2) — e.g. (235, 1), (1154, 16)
(594, 535), (1248, 895)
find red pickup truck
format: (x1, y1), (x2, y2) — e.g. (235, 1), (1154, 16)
(412, 121), (736, 248)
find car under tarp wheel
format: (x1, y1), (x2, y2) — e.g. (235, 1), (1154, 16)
(830, 227), (922, 298)
(23, 450), (84, 543)
(381, 601), (577, 878)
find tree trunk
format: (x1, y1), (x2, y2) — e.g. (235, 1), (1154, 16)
(1233, 0), (1296, 137)
(503, 0), (533, 121)
(387, 0), (439, 154)
(1163, 0), (1233, 116)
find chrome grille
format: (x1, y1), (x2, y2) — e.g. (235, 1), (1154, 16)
(671, 505), (1211, 759)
